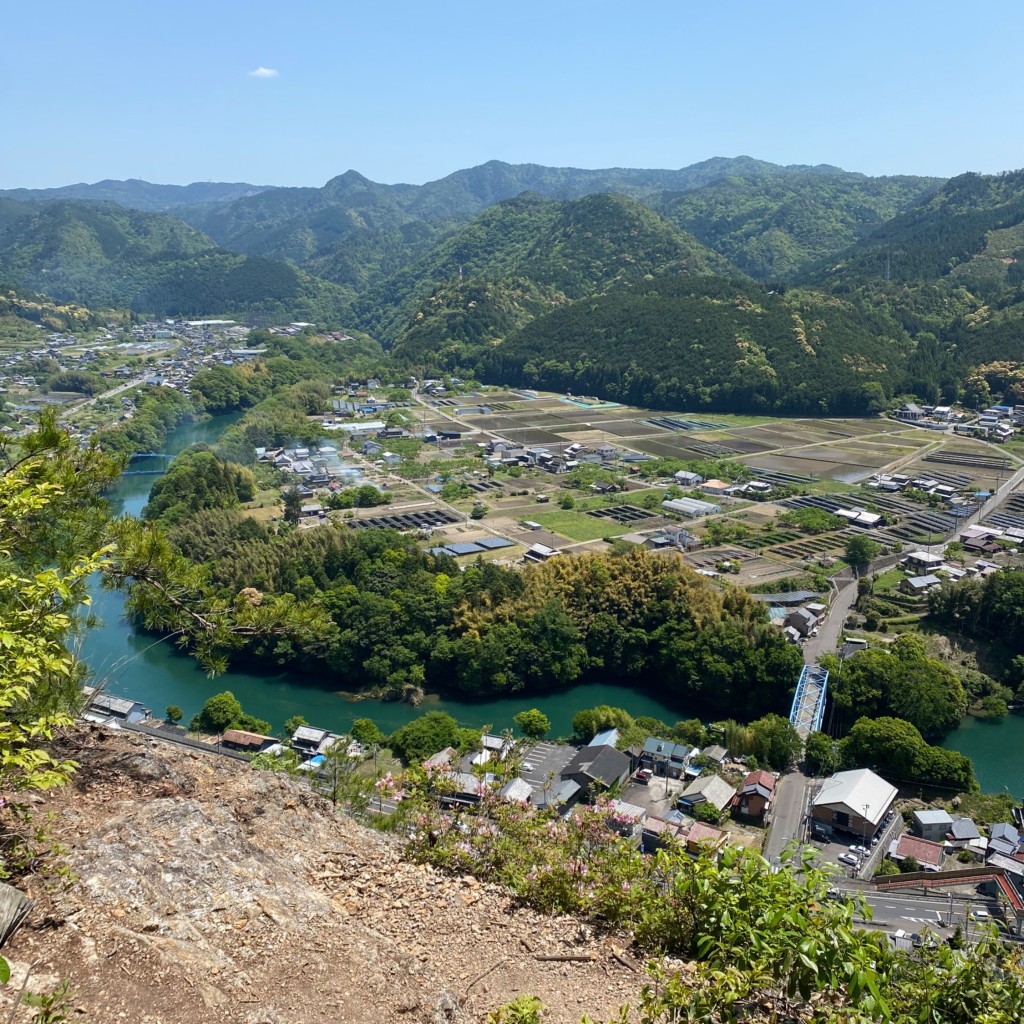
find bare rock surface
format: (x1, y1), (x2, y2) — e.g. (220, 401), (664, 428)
(1, 727), (644, 1023)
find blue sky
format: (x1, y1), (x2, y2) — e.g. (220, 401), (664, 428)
(5, 1), (1024, 188)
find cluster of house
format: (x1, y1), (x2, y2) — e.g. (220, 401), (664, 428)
(779, 602), (827, 643)
(672, 471), (774, 498)
(868, 470), (972, 507)
(619, 526), (702, 553)
(890, 808), (1024, 886)
(256, 443), (357, 485)
(896, 400), (1023, 440)
(422, 730), (778, 859)
(481, 438), (621, 475)
(899, 548), (1005, 596)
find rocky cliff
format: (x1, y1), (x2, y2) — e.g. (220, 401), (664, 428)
(1, 728), (644, 1023)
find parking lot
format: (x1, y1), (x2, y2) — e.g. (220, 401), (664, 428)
(811, 813), (904, 880)
(520, 741), (578, 794)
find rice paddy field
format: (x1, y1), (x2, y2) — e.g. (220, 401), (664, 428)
(337, 389), (1024, 582)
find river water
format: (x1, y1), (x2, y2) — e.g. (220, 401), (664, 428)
(80, 414), (1024, 792)
(80, 413), (693, 739)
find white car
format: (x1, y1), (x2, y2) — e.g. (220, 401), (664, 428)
(850, 844), (870, 857)
(838, 853), (860, 866)
(522, 762), (536, 773)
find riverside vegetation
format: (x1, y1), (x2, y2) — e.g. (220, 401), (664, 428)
(6, 156), (1024, 1016)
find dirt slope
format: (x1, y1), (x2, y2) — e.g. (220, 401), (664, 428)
(1, 728), (644, 1023)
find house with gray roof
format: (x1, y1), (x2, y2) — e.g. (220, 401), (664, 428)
(678, 774), (736, 815)
(912, 808), (954, 843)
(639, 737), (690, 778)
(988, 823), (1022, 859)
(561, 745), (630, 795)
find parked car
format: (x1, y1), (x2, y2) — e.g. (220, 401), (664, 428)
(971, 909), (992, 920)
(838, 853), (860, 866)
(850, 844), (870, 857)
(634, 769), (654, 784)
(522, 763), (536, 773)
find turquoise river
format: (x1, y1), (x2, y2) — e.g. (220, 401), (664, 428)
(80, 414), (1024, 795)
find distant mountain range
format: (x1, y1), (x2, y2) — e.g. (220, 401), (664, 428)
(0, 179), (270, 212)
(3, 157), (1024, 413)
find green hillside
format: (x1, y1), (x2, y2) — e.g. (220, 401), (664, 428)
(181, 158), (892, 297)
(0, 283), (120, 341)
(659, 172), (941, 280)
(0, 201), (351, 322)
(819, 170), (1024, 292)
(471, 277), (914, 416)
(373, 192), (735, 353)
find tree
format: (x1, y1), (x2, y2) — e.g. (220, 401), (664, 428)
(804, 731), (841, 776)
(351, 718), (384, 746)
(282, 487), (303, 525)
(284, 714), (307, 738)
(571, 705), (634, 742)
(845, 534), (882, 567)
(389, 711), (461, 765)
(165, 705), (183, 725)
(189, 691), (271, 736)
(748, 714), (802, 772)
(513, 709), (551, 740)
(899, 855), (921, 874)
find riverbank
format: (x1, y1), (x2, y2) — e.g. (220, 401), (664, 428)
(81, 412), (1024, 796)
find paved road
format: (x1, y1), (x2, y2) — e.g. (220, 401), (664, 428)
(763, 769), (813, 862)
(803, 579), (859, 663)
(851, 890), (1003, 931)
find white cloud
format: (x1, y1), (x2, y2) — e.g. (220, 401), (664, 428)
(248, 67), (279, 79)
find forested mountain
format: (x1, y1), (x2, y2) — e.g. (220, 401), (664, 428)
(819, 170), (1024, 293)
(177, 158), (881, 293)
(457, 276), (914, 416)
(11, 158), (1024, 413)
(812, 169), (1024, 373)
(657, 172), (941, 280)
(0, 200), (351, 322)
(0, 178), (269, 211)
(366, 192), (735, 351)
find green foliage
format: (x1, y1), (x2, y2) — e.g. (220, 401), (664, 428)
(845, 534), (882, 566)
(873, 858), (900, 878)
(747, 713), (802, 772)
(692, 802), (724, 825)
(486, 994), (544, 1024)
(187, 691), (271, 736)
(572, 706), (635, 743)
(830, 636), (967, 737)
(93, 384), (195, 458)
(899, 855), (921, 874)
(165, 705), (183, 724)
(804, 731), (841, 776)
(283, 715), (307, 737)
(659, 169), (941, 279)
(405, 791), (1024, 1021)
(0, 199), (353, 321)
(372, 191), (734, 352)
(840, 716), (975, 790)
(513, 708), (551, 740)
(476, 277), (914, 416)
(350, 718), (384, 746)
(389, 711), (461, 765)
(779, 506), (844, 535)
(143, 447), (257, 525)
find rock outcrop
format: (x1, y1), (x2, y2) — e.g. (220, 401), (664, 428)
(1, 727), (643, 1023)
